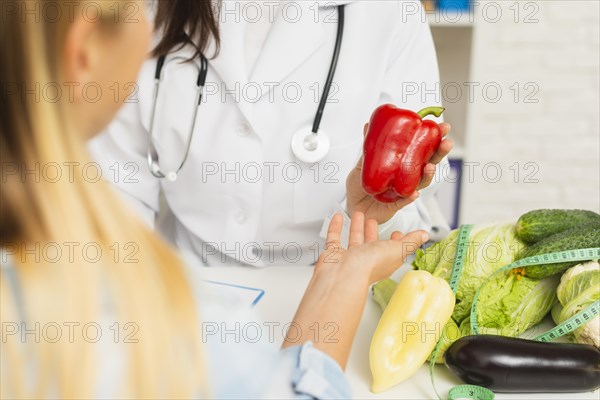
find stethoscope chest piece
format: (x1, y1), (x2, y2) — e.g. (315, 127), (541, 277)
(291, 126), (331, 164)
(166, 171), (178, 182)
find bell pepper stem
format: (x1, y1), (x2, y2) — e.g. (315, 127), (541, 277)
(417, 106), (445, 119)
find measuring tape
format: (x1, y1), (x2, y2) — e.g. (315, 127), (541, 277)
(534, 299), (600, 341)
(448, 385), (495, 400)
(429, 225), (495, 400)
(470, 247), (600, 335)
(448, 224), (473, 291)
(429, 224), (600, 400)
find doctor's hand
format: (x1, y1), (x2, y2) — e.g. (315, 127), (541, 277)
(283, 212), (429, 369)
(345, 123), (452, 224)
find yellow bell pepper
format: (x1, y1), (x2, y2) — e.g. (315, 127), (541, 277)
(369, 270), (455, 393)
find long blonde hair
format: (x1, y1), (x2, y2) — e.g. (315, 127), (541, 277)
(1, 1), (205, 398)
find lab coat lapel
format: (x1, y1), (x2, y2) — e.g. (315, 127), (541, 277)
(249, 1), (326, 99)
(203, 16), (254, 121)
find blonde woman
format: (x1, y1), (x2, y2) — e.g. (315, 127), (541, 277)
(0, 1), (428, 398)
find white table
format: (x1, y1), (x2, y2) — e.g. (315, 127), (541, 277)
(200, 264), (599, 400)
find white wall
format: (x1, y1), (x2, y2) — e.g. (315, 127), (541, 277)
(459, 0), (600, 223)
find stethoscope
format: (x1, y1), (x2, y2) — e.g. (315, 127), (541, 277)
(147, 5), (345, 181)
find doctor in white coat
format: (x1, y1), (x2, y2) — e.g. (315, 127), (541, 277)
(90, 0), (453, 267)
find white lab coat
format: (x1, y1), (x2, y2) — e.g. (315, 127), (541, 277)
(89, 0), (449, 267)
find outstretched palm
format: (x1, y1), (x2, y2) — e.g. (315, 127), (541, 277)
(315, 212), (428, 285)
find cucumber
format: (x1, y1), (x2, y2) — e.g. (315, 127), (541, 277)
(516, 209), (600, 244)
(521, 221), (600, 279)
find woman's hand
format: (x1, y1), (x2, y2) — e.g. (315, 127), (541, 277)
(315, 212), (429, 285)
(345, 123), (453, 224)
(283, 212), (429, 369)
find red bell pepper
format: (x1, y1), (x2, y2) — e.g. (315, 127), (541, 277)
(361, 105), (445, 203)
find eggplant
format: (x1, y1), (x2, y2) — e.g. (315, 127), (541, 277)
(444, 335), (600, 393)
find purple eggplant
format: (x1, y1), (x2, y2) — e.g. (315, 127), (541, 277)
(444, 335), (600, 393)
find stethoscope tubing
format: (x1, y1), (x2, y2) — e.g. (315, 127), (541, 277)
(147, 52), (208, 180)
(312, 5), (345, 135)
(148, 5), (344, 179)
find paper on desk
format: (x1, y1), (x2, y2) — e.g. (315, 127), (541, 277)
(204, 280), (265, 307)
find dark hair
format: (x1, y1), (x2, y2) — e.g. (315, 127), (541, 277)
(152, 0), (221, 59)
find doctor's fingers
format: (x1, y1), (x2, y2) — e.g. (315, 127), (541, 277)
(390, 191), (420, 211)
(417, 163), (436, 191)
(429, 137), (454, 165)
(440, 122), (451, 138)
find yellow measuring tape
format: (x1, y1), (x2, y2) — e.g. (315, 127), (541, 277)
(429, 224), (600, 400)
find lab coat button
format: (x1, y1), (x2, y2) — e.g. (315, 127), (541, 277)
(235, 210), (247, 224)
(237, 123), (251, 136)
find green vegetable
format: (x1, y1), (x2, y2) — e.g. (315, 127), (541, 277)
(407, 224), (525, 361)
(413, 223), (526, 324)
(432, 319), (461, 364)
(371, 278), (396, 312)
(458, 317), (472, 337)
(521, 221), (600, 279)
(552, 261), (600, 348)
(474, 271), (560, 337)
(516, 209), (600, 244)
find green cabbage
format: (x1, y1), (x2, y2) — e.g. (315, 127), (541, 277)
(412, 223), (541, 362)
(475, 272), (559, 336)
(413, 223), (526, 324)
(552, 261), (600, 348)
